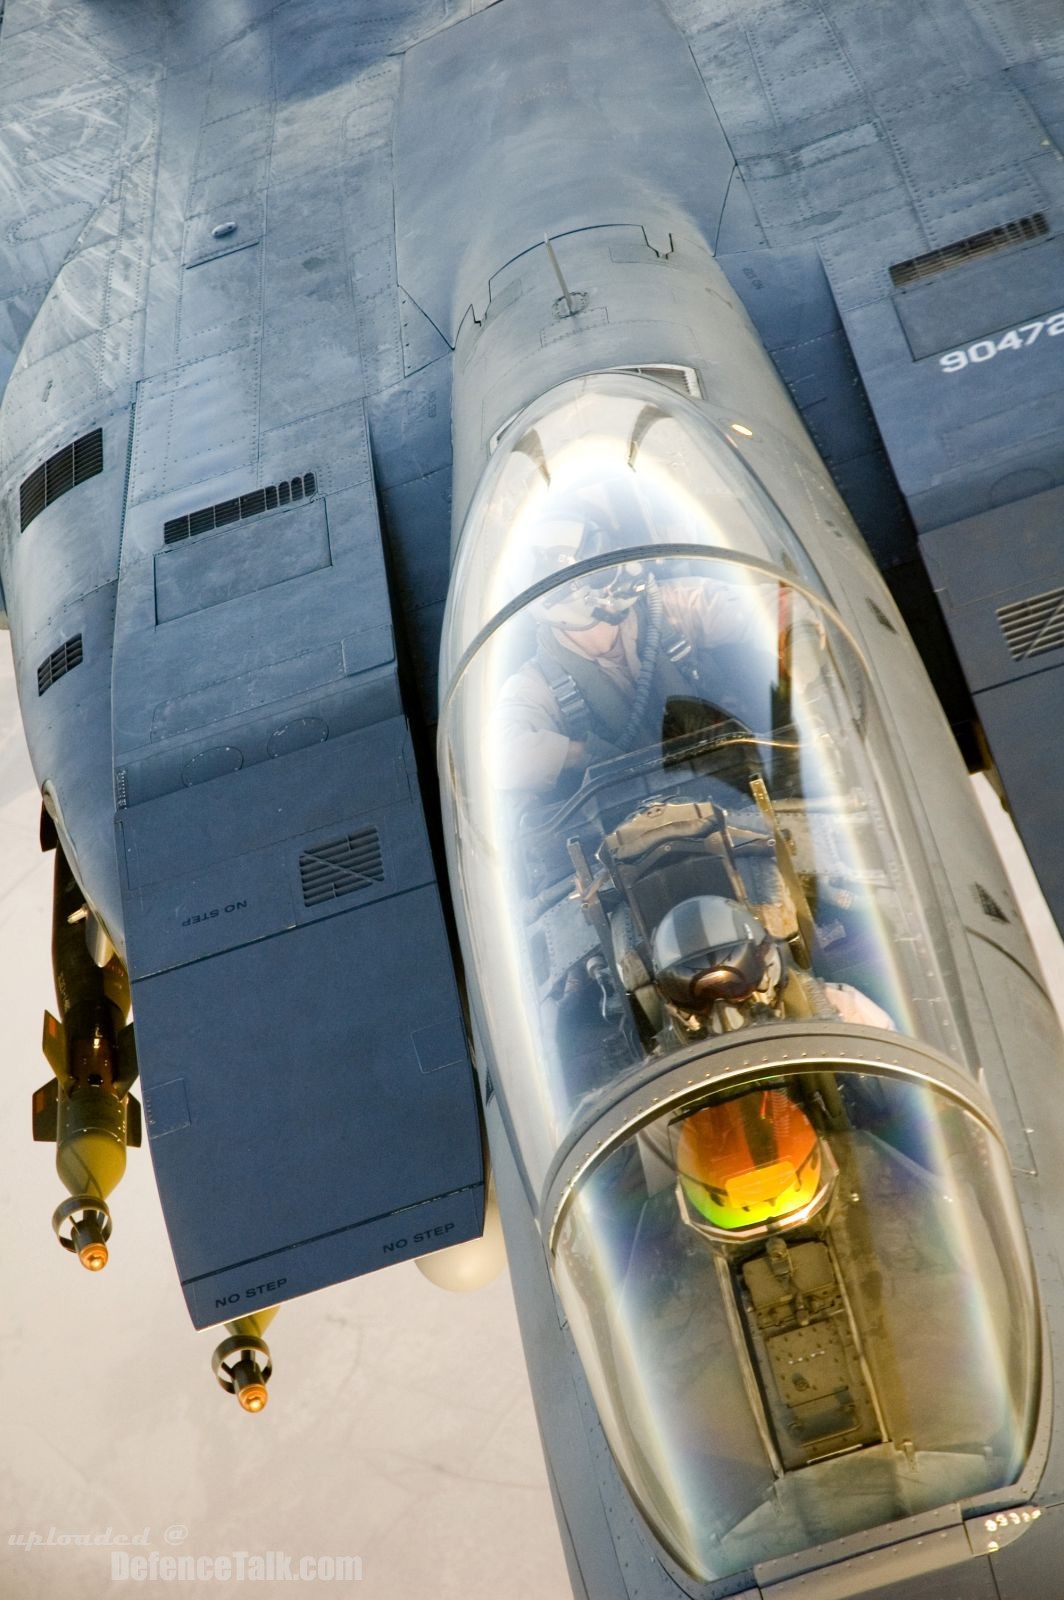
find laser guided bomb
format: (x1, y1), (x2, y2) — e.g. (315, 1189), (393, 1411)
(32, 830), (139, 1272)
(211, 1307), (277, 1414)
(31, 823), (282, 1407)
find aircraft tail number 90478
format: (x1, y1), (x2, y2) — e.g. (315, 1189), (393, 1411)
(939, 310), (1064, 372)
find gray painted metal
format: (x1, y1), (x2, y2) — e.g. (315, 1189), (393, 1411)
(395, 0), (735, 341)
(682, 0), (1064, 873)
(2, 0), (1064, 1595)
(991, 1504), (1064, 1598)
(922, 487), (1064, 931)
(0, 0), (484, 1330)
(758, 1527), (989, 1600)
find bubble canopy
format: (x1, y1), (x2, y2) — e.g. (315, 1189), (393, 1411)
(442, 371), (820, 674)
(438, 375), (1040, 1579)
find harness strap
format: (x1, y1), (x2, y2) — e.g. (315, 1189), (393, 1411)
(536, 606), (701, 745)
(663, 628), (697, 677)
(536, 646), (591, 740)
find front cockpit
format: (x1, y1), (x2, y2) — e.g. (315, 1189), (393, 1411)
(438, 372), (1041, 1579)
(553, 1067), (1039, 1579)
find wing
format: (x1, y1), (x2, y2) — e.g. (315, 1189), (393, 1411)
(0, 0), (483, 1326)
(0, 4), (168, 399)
(661, 0), (1064, 924)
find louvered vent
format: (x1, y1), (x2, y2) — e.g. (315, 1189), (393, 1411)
(611, 363), (701, 397)
(890, 213), (1048, 288)
(37, 635), (83, 695)
(300, 828), (384, 907)
(163, 473), (318, 545)
(997, 587), (1064, 663)
(20, 430), (104, 532)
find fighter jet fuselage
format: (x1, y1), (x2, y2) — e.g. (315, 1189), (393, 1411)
(2, 0), (1064, 1595)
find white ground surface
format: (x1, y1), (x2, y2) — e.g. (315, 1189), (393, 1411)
(1, 631), (1061, 1600)
(0, 635), (569, 1600)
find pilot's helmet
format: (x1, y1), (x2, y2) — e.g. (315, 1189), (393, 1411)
(525, 514), (643, 632)
(675, 1087), (833, 1239)
(651, 896), (783, 1029)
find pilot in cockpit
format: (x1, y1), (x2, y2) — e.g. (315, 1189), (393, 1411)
(494, 513), (887, 1098)
(651, 895), (894, 1036)
(494, 518), (760, 797)
(550, 885), (893, 1111)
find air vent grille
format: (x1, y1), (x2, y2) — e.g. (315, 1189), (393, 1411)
(997, 586), (1064, 663)
(610, 363), (701, 397)
(163, 472), (318, 546)
(300, 828), (384, 907)
(890, 213), (1048, 288)
(37, 635), (83, 695)
(20, 430), (104, 532)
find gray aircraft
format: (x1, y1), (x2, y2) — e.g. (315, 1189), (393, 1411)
(2, 0), (1064, 1594)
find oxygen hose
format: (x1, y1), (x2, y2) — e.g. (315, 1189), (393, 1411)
(622, 572), (662, 749)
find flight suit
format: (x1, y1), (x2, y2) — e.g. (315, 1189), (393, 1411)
(494, 579), (757, 793)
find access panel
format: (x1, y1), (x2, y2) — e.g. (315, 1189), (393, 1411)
(117, 719), (483, 1328)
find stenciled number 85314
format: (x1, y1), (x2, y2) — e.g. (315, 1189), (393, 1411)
(940, 311), (1064, 372)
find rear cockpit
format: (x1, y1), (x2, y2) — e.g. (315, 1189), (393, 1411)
(441, 375), (967, 1175)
